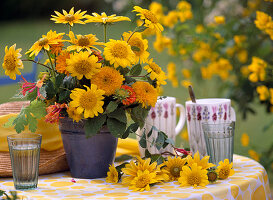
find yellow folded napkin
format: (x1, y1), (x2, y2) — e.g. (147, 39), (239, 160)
(0, 114), (140, 156)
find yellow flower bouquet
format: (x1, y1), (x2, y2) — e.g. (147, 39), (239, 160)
(2, 7), (167, 138)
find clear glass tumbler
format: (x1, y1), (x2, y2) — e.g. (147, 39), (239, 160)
(202, 122), (235, 166)
(7, 133), (42, 190)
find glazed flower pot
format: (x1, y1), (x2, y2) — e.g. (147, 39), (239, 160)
(59, 117), (118, 179)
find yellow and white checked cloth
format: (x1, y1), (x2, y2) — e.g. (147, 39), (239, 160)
(0, 155), (272, 200)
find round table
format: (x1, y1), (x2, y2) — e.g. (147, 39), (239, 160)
(0, 155), (272, 200)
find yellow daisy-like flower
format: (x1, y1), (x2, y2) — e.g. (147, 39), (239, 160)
(56, 50), (70, 75)
(67, 107), (82, 122)
(2, 44), (24, 80)
(129, 170), (158, 192)
(85, 12), (130, 24)
(187, 151), (215, 170)
(122, 31), (149, 64)
(104, 39), (135, 68)
(51, 7), (87, 26)
(216, 159), (235, 179)
(163, 156), (186, 181)
(122, 157), (164, 186)
(66, 51), (102, 80)
(67, 31), (103, 53)
(92, 67), (124, 96)
(133, 6), (164, 33)
(106, 164), (119, 183)
(144, 59), (167, 85)
(26, 30), (64, 57)
(132, 81), (158, 108)
(69, 85), (105, 119)
(240, 133), (249, 147)
(178, 163), (209, 187)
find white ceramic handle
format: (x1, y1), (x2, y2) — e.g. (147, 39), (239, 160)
(231, 106), (236, 122)
(175, 104), (186, 135)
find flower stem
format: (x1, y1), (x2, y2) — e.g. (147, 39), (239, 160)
(104, 24), (107, 43)
(69, 25), (72, 33)
(22, 59), (52, 70)
(46, 51), (56, 80)
(127, 21), (145, 43)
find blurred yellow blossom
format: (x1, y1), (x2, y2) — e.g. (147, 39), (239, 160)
(163, 11), (179, 28)
(256, 85), (269, 101)
(179, 46), (187, 55)
(248, 149), (260, 161)
(180, 129), (189, 141)
(255, 11), (272, 31)
(195, 24), (205, 33)
(167, 62), (179, 88)
(181, 80), (192, 88)
(234, 35), (247, 46)
(214, 16), (225, 24)
(240, 66), (250, 77)
(237, 49), (248, 63)
(213, 33), (224, 43)
(176, 1), (193, 23)
(240, 133), (249, 147)
(149, 2), (164, 22)
(181, 69), (191, 79)
(201, 66), (213, 80)
(248, 57), (267, 82)
(153, 34), (172, 53)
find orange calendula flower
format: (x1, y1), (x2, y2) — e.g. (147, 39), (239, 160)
(45, 103), (68, 123)
(56, 50), (70, 75)
(26, 30), (64, 57)
(132, 81), (158, 108)
(67, 31), (103, 53)
(85, 12), (130, 24)
(51, 7), (87, 26)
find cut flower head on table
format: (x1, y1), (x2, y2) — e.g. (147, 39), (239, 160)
(1, 6), (167, 139)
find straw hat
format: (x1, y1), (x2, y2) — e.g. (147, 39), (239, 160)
(0, 101), (69, 177)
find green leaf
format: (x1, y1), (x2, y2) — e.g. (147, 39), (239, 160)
(45, 80), (55, 99)
(107, 118), (126, 138)
(55, 73), (65, 90)
(13, 111), (27, 133)
(131, 46), (140, 52)
(106, 101), (118, 114)
(3, 116), (17, 128)
(122, 122), (139, 139)
(115, 155), (132, 163)
(147, 127), (153, 138)
(28, 100), (46, 118)
(130, 64), (142, 76)
(145, 149), (151, 158)
(135, 26), (148, 33)
(58, 90), (70, 103)
(125, 76), (136, 84)
(150, 154), (164, 165)
(139, 130), (146, 148)
(130, 105), (149, 129)
(0, 190), (5, 196)
(107, 108), (127, 124)
(155, 131), (165, 151)
(84, 115), (107, 138)
(165, 138), (175, 146)
(27, 114), (38, 133)
(26, 87), (38, 101)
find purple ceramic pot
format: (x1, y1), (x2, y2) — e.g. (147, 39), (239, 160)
(59, 117), (118, 179)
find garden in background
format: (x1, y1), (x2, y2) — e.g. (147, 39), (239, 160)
(1, 0), (273, 187)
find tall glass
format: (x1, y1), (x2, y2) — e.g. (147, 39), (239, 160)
(202, 122), (235, 166)
(7, 133), (42, 190)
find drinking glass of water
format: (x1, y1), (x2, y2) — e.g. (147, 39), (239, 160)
(202, 122), (235, 166)
(7, 133), (42, 190)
